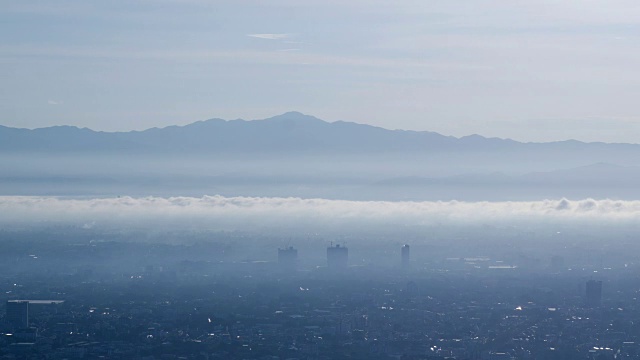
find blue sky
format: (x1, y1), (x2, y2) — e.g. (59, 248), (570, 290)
(2, 0), (640, 142)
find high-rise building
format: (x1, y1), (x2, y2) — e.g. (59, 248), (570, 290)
(586, 280), (602, 306)
(401, 244), (410, 268)
(278, 246), (298, 271)
(6, 300), (29, 329)
(327, 244), (348, 270)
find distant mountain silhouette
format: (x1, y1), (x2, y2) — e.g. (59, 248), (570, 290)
(4, 111), (634, 155)
(5, 111), (640, 201)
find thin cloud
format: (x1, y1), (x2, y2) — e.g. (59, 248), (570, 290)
(0, 44), (489, 72)
(247, 33), (290, 40)
(47, 100), (60, 105)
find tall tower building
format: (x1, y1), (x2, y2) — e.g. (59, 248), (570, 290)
(6, 300), (29, 329)
(401, 244), (410, 268)
(327, 244), (348, 270)
(278, 246), (298, 271)
(586, 280), (602, 306)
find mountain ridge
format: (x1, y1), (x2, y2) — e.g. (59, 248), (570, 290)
(2, 110), (640, 200)
(1, 112), (640, 156)
(0, 111), (604, 144)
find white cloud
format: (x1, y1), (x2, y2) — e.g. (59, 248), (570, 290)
(47, 100), (60, 105)
(247, 33), (290, 40)
(0, 196), (638, 231)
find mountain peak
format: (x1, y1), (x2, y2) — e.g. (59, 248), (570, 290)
(262, 111), (326, 124)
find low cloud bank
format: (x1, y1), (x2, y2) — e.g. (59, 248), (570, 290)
(0, 196), (638, 231)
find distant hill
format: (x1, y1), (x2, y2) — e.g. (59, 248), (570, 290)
(3, 111), (635, 155)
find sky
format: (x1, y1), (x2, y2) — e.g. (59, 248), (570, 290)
(2, 1), (640, 143)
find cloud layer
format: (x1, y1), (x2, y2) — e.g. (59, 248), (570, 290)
(0, 196), (638, 231)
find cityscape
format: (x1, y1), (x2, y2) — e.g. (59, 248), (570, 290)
(1, 226), (638, 360)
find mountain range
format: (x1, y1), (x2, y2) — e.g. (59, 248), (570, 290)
(2, 112), (640, 200)
(1, 111), (636, 155)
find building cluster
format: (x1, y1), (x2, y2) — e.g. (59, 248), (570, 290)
(279, 243), (411, 272)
